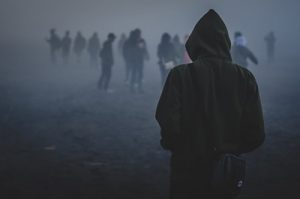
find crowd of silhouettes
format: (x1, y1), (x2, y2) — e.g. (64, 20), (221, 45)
(46, 28), (276, 93)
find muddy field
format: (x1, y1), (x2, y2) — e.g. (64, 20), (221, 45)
(0, 46), (300, 199)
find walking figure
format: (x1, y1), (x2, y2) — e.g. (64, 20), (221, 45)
(118, 33), (127, 55)
(231, 31), (258, 68)
(264, 31), (276, 62)
(183, 34), (192, 64)
(157, 33), (177, 86)
(123, 31), (134, 83)
(130, 28), (149, 93)
(46, 28), (61, 64)
(173, 34), (185, 64)
(87, 32), (101, 68)
(61, 30), (72, 64)
(73, 31), (86, 63)
(98, 33), (116, 92)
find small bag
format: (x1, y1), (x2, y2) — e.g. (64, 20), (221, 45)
(210, 153), (246, 198)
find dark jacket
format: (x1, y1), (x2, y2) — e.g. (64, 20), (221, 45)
(132, 38), (149, 65)
(157, 42), (177, 66)
(156, 9), (264, 164)
(88, 36), (101, 56)
(100, 40), (114, 66)
(61, 36), (71, 54)
(74, 35), (86, 53)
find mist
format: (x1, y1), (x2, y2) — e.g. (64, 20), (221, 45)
(1, 0), (300, 56)
(0, 0), (300, 199)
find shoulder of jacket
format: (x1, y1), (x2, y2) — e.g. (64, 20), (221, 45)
(234, 64), (258, 86)
(172, 63), (191, 73)
(169, 65), (182, 77)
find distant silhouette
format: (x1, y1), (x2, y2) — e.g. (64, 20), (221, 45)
(118, 33), (127, 55)
(129, 28), (149, 93)
(231, 32), (258, 68)
(183, 34), (192, 64)
(264, 31), (276, 62)
(172, 34), (185, 64)
(73, 32), (86, 63)
(122, 31), (135, 83)
(98, 33), (116, 92)
(87, 32), (101, 68)
(61, 31), (72, 65)
(157, 33), (177, 86)
(46, 28), (61, 64)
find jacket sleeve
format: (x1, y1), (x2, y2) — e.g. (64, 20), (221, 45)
(239, 72), (265, 153)
(155, 69), (181, 150)
(245, 47), (258, 65)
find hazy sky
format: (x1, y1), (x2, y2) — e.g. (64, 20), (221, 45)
(1, 0), (299, 56)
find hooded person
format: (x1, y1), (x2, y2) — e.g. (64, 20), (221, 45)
(155, 9), (265, 199)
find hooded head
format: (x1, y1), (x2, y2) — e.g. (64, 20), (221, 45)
(161, 32), (171, 44)
(185, 9), (231, 61)
(108, 33), (116, 41)
(50, 28), (56, 35)
(92, 32), (98, 38)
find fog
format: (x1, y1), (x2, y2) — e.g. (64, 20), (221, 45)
(1, 0), (300, 199)
(1, 0), (300, 58)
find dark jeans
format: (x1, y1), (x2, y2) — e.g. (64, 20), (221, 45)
(98, 64), (112, 90)
(130, 63), (143, 92)
(125, 61), (132, 81)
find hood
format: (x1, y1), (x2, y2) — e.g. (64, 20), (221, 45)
(185, 9), (232, 61)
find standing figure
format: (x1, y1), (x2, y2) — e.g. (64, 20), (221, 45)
(61, 30), (72, 65)
(87, 32), (101, 68)
(156, 9), (265, 199)
(98, 33), (116, 92)
(118, 33), (127, 55)
(73, 31), (86, 63)
(172, 34), (185, 64)
(157, 33), (177, 86)
(183, 34), (192, 64)
(231, 32), (258, 68)
(130, 28), (149, 93)
(122, 31), (134, 83)
(46, 28), (61, 64)
(264, 31), (276, 62)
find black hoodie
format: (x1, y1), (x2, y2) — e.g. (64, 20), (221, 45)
(155, 10), (265, 157)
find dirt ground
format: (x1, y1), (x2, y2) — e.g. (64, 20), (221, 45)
(0, 46), (299, 199)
